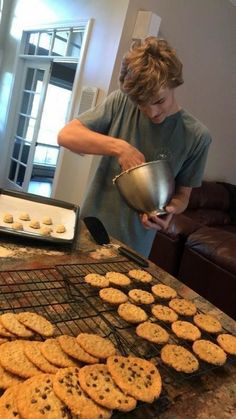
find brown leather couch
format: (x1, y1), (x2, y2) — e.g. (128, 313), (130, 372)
(149, 181), (236, 319)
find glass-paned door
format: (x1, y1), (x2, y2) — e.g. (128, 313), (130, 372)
(6, 61), (76, 196)
(7, 62), (50, 191)
(28, 62), (76, 197)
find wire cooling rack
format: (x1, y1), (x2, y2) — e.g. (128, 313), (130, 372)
(0, 260), (235, 418)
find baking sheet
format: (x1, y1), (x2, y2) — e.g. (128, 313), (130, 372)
(0, 190), (79, 243)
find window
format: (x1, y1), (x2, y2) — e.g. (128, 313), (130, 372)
(23, 27), (84, 58)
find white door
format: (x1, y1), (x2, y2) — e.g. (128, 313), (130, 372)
(5, 61), (51, 192)
(5, 60), (76, 196)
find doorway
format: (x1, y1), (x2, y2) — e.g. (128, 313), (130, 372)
(7, 61), (76, 197)
(3, 22), (91, 197)
(29, 62), (76, 197)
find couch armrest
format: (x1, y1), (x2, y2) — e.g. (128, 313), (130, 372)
(166, 214), (202, 239)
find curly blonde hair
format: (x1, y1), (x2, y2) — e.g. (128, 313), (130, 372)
(119, 37), (183, 104)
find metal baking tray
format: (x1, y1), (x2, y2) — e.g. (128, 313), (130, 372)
(0, 189), (80, 245)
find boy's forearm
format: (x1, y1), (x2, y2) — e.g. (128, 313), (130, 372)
(58, 119), (123, 157)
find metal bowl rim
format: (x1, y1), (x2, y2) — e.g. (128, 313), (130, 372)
(112, 159), (170, 184)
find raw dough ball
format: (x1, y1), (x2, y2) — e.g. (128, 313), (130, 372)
(40, 226), (52, 236)
(55, 224), (66, 233)
(12, 222), (24, 231)
(29, 219), (40, 229)
(42, 216), (53, 225)
(19, 212), (30, 221)
(3, 213), (13, 223)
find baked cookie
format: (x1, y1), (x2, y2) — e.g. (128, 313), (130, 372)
(151, 304), (178, 323)
(41, 338), (79, 368)
(19, 212), (30, 221)
(0, 365), (24, 389)
(0, 322), (16, 338)
(216, 334), (236, 355)
(17, 312), (54, 337)
(29, 219), (40, 229)
(56, 224), (66, 233)
(24, 341), (59, 374)
(0, 384), (21, 418)
(169, 298), (197, 316)
(0, 337), (8, 345)
(136, 321), (169, 344)
(11, 222), (23, 231)
(128, 289), (154, 305)
(3, 213), (13, 223)
(118, 302), (148, 324)
(151, 284), (177, 300)
(105, 271), (131, 286)
(42, 216), (53, 225)
(17, 373), (70, 418)
(161, 344), (199, 373)
(128, 269), (152, 283)
(76, 333), (116, 359)
(193, 313), (222, 333)
(58, 335), (98, 363)
(79, 364), (137, 411)
(99, 287), (128, 305)
(171, 320), (201, 341)
(107, 355), (162, 403)
(192, 339), (227, 365)
(0, 313), (34, 338)
(53, 367), (112, 418)
(0, 340), (41, 378)
(84, 273), (109, 288)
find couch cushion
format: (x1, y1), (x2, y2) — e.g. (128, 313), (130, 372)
(184, 208), (231, 226)
(185, 226), (236, 275)
(188, 181), (230, 211)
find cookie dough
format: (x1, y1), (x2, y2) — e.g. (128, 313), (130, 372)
(40, 226), (53, 236)
(19, 212), (30, 221)
(12, 222), (23, 231)
(42, 216), (53, 225)
(56, 224), (66, 233)
(3, 213), (13, 223)
(29, 219), (40, 229)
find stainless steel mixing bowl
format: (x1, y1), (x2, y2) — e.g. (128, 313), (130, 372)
(113, 160), (174, 216)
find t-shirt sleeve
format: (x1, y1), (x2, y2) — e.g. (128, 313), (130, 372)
(77, 90), (120, 134)
(175, 132), (212, 188)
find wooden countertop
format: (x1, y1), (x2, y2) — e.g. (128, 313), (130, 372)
(0, 223), (235, 418)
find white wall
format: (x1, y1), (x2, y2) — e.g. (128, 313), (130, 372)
(137, 0), (236, 184)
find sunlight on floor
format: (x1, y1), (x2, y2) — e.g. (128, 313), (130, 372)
(28, 181), (52, 198)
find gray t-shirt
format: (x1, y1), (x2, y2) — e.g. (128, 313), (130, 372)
(78, 89), (212, 257)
